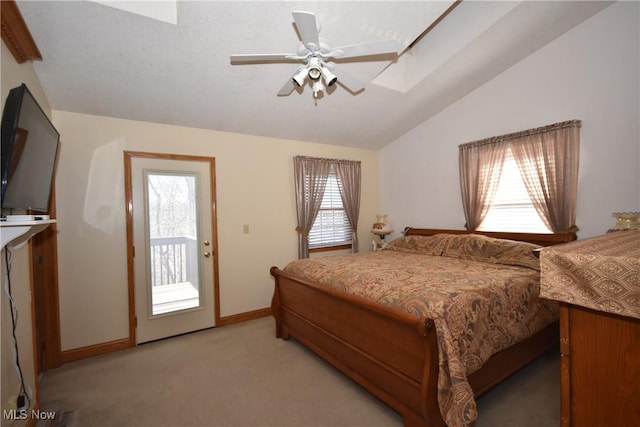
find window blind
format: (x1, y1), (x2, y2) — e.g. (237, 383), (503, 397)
(309, 171), (352, 248)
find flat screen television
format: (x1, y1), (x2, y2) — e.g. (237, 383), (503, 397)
(1, 83), (60, 216)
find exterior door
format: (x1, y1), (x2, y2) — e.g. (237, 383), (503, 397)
(125, 152), (218, 344)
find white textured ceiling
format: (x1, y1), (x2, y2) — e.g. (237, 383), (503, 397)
(15, 1), (613, 150)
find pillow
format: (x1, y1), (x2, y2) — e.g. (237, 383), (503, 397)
(441, 233), (542, 270)
(383, 234), (451, 256)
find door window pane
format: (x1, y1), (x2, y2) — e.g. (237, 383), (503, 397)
(145, 172), (201, 315)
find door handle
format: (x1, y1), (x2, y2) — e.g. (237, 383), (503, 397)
(203, 240), (210, 246)
(203, 251), (211, 258)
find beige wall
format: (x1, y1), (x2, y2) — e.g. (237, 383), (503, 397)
(51, 111), (380, 351)
(1, 42), (51, 425)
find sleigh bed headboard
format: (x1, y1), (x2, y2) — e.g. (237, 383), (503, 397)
(403, 227), (577, 247)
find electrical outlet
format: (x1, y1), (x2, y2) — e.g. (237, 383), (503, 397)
(243, 224), (249, 234)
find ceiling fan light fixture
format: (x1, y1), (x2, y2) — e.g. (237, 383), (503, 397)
(307, 57), (322, 81)
(292, 67), (309, 87)
(308, 67), (321, 81)
(320, 66), (337, 86)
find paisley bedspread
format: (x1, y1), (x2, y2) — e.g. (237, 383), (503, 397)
(283, 234), (558, 427)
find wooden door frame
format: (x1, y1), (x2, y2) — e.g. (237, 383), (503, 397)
(123, 151), (220, 345)
(31, 219), (62, 372)
(32, 176), (62, 373)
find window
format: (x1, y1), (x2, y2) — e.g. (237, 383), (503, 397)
(308, 169), (352, 249)
(459, 120), (580, 234)
(477, 148), (551, 233)
(294, 155), (361, 258)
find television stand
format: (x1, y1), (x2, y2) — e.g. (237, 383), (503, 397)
(1, 214), (51, 222)
(0, 219), (56, 250)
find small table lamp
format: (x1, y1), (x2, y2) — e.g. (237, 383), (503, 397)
(371, 214), (393, 250)
(608, 212), (640, 233)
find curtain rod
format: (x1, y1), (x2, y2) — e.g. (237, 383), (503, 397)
(459, 119), (581, 149)
(294, 155), (361, 165)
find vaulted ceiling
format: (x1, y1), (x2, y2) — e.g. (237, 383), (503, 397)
(14, 1), (613, 149)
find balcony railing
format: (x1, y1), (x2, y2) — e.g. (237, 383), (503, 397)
(149, 236), (198, 287)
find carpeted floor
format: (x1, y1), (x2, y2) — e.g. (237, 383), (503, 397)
(38, 316), (559, 426)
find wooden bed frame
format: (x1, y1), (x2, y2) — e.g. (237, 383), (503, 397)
(270, 228), (577, 426)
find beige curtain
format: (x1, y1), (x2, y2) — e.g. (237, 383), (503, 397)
(458, 141), (508, 230)
(458, 120), (581, 232)
(294, 156), (331, 258)
(334, 160), (361, 253)
(510, 121), (581, 232)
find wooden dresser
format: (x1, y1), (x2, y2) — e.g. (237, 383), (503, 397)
(540, 231), (640, 427)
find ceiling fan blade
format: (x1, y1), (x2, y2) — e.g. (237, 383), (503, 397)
(333, 68), (365, 93)
(292, 11), (320, 50)
(277, 79), (296, 96)
(328, 39), (400, 59)
(230, 53), (299, 63)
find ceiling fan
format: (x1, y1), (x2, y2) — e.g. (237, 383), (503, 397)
(230, 11), (400, 99)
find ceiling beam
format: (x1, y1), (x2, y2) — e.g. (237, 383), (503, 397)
(1, 0), (42, 63)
